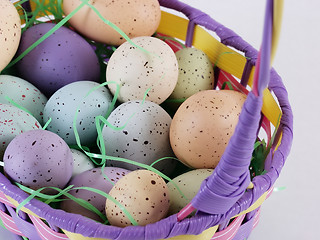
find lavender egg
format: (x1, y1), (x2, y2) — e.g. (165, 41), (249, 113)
(60, 167), (130, 222)
(43, 81), (113, 145)
(3, 129), (73, 194)
(102, 100), (176, 175)
(15, 22), (100, 97)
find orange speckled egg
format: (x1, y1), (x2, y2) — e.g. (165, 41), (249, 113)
(63, 0), (161, 46)
(0, 0), (21, 72)
(170, 90), (247, 169)
(105, 170), (169, 227)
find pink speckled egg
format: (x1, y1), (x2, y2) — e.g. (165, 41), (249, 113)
(0, 75), (48, 124)
(0, 103), (41, 159)
(60, 167), (130, 222)
(105, 170), (170, 227)
(3, 129), (73, 194)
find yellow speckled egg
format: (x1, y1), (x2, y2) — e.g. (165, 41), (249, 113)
(170, 90), (247, 169)
(106, 36), (179, 104)
(0, 0), (21, 72)
(63, 0), (161, 46)
(167, 169), (213, 215)
(170, 48), (214, 100)
(105, 170), (170, 227)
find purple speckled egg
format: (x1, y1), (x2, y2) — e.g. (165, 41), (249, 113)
(15, 23), (100, 97)
(3, 129), (73, 194)
(60, 167), (130, 222)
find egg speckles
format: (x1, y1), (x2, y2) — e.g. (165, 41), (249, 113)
(61, 167), (130, 222)
(70, 149), (94, 177)
(44, 81), (113, 145)
(0, 104), (41, 159)
(3, 129), (73, 194)
(0, 0), (21, 72)
(15, 23), (100, 97)
(170, 90), (247, 169)
(170, 48), (214, 100)
(0, 75), (48, 124)
(106, 36), (179, 104)
(105, 170), (169, 227)
(102, 100), (175, 174)
(63, 0), (161, 46)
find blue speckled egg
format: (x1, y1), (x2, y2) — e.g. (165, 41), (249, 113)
(0, 75), (48, 124)
(43, 81), (113, 145)
(15, 22), (100, 97)
(3, 129), (73, 194)
(102, 100), (176, 174)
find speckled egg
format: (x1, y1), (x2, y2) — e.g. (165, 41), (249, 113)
(106, 36), (179, 104)
(15, 23), (100, 97)
(167, 169), (213, 215)
(43, 81), (113, 145)
(3, 129), (73, 194)
(0, 0), (21, 72)
(170, 90), (247, 169)
(105, 170), (170, 227)
(63, 0), (161, 46)
(102, 100), (176, 174)
(0, 103), (41, 159)
(70, 149), (95, 177)
(60, 167), (130, 222)
(0, 75), (48, 124)
(170, 48), (214, 100)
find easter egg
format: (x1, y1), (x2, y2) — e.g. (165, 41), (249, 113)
(170, 90), (247, 169)
(63, 0), (161, 46)
(15, 23), (100, 97)
(0, 0), (21, 72)
(3, 129), (73, 194)
(0, 75), (48, 124)
(102, 100), (176, 174)
(70, 149), (95, 177)
(105, 170), (170, 227)
(170, 48), (214, 100)
(167, 169), (213, 215)
(60, 167), (130, 222)
(44, 81), (113, 145)
(106, 36), (179, 104)
(0, 104), (41, 159)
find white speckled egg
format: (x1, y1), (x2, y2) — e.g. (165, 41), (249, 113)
(43, 81), (113, 145)
(70, 149), (95, 177)
(105, 170), (170, 227)
(63, 0), (161, 46)
(170, 90), (247, 169)
(106, 36), (179, 104)
(170, 48), (214, 100)
(102, 100), (176, 174)
(61, 167), (130, 222)
(0, 103), (41, 159)
(0, 0), (21, 72)
(3, 129), (73, 194)
(0, 75), (48, 124)
(167, 169), (213, 215)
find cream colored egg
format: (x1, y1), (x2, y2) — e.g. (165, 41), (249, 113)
(170, 90), (247, 169)
(170, 48), (214, 100)
(167, 169), (213, 215)
(63, 0), (161, 46)
(105, 170), (170, 227)
(107, 36), (179, 104)
(0, 0), (21, 72)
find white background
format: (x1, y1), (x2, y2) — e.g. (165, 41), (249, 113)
(1, 0), (319, 239)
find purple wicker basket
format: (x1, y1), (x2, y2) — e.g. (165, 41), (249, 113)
(0, 0), (293, 239)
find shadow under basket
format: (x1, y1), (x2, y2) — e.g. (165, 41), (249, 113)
(0, 0), (293, 239)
